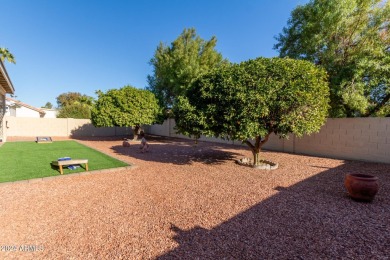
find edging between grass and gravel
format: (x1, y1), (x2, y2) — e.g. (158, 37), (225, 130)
(0, 165), (138, 186)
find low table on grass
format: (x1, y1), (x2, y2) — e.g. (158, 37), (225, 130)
(52, 159), (89, 175)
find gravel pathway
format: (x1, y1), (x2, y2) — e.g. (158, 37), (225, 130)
(0, 136), (389, 259)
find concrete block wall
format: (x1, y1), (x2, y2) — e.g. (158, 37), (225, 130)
(146, 119), (240, 145)
(262, 134), (285, 151)
(4, 116), (389, 164)
(5, 117), (69, 137)
(4, 116), (133, 140)
(292, 118), (390, 164)
(144, 119), (171, 137)
(145, 118), (390, 164)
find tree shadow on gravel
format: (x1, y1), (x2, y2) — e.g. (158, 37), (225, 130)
(72, 136), (129, 142)
(156, 160), (390, 259)
(110, 136), (245, 165)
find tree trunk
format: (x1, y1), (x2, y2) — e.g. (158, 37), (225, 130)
(133, 125), (140, 140)
(244, 134), (271, 166)
(252, 149), (260, 166)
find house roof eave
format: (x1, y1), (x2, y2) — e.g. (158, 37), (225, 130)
(0, 60), (15, 94)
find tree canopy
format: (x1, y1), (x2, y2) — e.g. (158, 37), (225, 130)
(42, 102), (53, 109)
(174, 57), (329, 165)
(91, 86), (161, 136)
(56, 92), (94, 119)
(274, 0), (390, 117)
(56, 92), (93, 108)
(147, 28), (227, 110)
(57, 103), (92, 119)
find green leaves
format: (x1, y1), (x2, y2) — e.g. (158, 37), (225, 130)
(147, 28), (228, 110)
(56, 92), (94, 119)
(174, 57), (330, 142)
(275, 0), (390, 117)
(91, 85), (161, 128)
(0, 47), (15, 64)
(57, 103), (92, 119)
(42, 102), (53, 109)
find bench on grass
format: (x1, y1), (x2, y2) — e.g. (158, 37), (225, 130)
(52, 159), (89, 175)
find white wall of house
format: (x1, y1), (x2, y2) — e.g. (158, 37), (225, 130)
(6, 105), (42, 118)
(41, 108), (58, 118)
(4, 99), (57, 118)
(0, 60), (15, 142)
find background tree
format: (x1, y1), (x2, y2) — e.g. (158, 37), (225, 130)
(274, 0), (390, 117)
(174, 57), (329, 166)
(42, 102), (53, 109)
(0, 47), (15, 64)
(147, 28), (228, 110)
(56, 92), (94, 119)
(57, 103), (92, 119)
(57, 92), (87, 107)
(91, 86), (161, 138)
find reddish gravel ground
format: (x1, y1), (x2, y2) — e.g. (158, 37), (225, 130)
(0, 136), (389, 259)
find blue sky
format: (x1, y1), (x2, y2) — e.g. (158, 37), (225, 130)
(1, 0), (309, 108)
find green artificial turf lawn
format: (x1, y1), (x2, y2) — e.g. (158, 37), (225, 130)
(0, 140), (129, 183)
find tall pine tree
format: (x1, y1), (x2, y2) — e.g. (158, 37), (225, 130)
(147, 28), (228, 110)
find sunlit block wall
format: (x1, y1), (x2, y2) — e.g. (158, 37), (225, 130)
(4, 116), (389, 163)
(145, 118), (390, 164)
(4, 116), (133, 138)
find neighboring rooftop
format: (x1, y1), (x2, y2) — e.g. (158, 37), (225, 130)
(6, 96), (46, 117)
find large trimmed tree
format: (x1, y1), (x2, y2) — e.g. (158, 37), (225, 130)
(173, 57), (330, 166)
(91, 86), (161, 138)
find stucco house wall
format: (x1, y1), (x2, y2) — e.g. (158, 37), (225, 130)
(0, 93), (5, 142)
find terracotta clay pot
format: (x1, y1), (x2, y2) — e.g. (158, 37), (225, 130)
(345, 173), (379, 202)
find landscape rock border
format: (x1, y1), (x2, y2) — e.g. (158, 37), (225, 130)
(236, 157), (279, 170)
